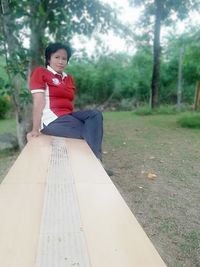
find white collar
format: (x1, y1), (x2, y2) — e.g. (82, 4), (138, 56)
(47, 65), (67, 78)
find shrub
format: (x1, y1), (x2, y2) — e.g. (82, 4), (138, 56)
(177, 114), (200, 129)
(134, 105), (153, 115)
(154, 105), (178, 115)
(118, 98), (136, 111)
(0, 96), (11, 119)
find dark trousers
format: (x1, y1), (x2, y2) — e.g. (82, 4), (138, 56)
(41, 109), (103, 160)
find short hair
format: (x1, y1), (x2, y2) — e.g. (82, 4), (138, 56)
(45, 42), (72, 67)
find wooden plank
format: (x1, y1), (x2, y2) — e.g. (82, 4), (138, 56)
(66, 138), (167, 267)
(0, 135), (51, 267)
(0, 135), (167, 267)
(0, 184), (45, 267)
(35, 138), (91, 267)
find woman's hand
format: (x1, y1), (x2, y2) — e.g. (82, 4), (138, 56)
(26, 130), (40, 142)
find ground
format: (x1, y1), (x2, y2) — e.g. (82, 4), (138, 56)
(103, 112), (200, 267)
(0, 112), (200, 267)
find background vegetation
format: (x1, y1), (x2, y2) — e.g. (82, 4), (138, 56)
(1, 28), (200, 115)
(0, 1), (200, 266)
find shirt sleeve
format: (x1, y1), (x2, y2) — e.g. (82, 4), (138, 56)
(29, 67), (46, 93)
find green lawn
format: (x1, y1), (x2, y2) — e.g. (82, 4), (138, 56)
(0, 118), (16, 134)
(103, 111), (200, 267)
(0, 118), (18, 182)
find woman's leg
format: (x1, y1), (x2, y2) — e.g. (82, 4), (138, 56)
(41, 114), (83, 139)
(71, 109), (103, 160)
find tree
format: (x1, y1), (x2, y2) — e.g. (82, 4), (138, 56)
(0, 0), (125, 148)
(162, 28), (200, 104)
(0, 0), (30, 148)
(129, 0), (200, 108)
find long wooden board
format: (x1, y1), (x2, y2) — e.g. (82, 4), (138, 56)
(0, 135), (167, 267)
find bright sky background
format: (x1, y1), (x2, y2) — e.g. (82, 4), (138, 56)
(72, 0), (200, 57)
(72, 0), (141, 56)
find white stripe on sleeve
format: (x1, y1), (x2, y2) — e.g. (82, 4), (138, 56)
(31, 89), (45, 93)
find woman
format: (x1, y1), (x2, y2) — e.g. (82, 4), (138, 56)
(27, 42), (103, 161)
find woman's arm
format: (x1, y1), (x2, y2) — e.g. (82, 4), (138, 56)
(27, 92), (45, 141)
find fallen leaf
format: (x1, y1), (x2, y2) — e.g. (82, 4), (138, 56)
(147, 172), (157, 180)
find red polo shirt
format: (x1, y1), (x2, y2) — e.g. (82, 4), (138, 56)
(30, 65), (75, 127)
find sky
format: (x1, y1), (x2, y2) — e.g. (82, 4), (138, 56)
(72, 0), (141, 56)
(72, 0), (200, 57)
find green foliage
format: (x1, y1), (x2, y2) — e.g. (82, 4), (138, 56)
(161, 29), (200, 104)
(68, 53), (134, 106)
(0, 0), (127, 112)
(68, 49), (153, 108)
(0, 118), (16, 134)
(129, 46), (152, 102)
(0, 96), (11, 119)
(130, 0), (200, 108)
(134, 105), (153, 115)
(1, 0), (200, 111)
(130, 0), (200, 28)
(118, 98), (137, 111)
(177, 114), (200, 129)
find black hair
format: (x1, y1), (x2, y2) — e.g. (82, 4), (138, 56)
(45, 42), (72, 67)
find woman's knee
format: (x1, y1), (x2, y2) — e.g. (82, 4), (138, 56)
(90, 109), (103, 119)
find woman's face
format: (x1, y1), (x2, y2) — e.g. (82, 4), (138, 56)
(49, 49), (68, 73)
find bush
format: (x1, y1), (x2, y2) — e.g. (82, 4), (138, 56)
(118, 98), (137, 111)
(154, 105), (178, 115)
(134, 105), (153, 115)
(134, 105), (179, 116)
(177, 114), (200, 129)
(0, 96), (11, 119)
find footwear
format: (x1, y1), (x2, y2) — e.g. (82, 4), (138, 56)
(98, 159), (114, 176)
(105, 168), (114, 176)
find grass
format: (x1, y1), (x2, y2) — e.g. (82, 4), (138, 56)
(103, 111), (200, 267)
(0, 118), (16, 134)
(1, 112), (200, 266)
(0, 118), (18, 183)
(134, 104), (178, 115)
(133, 104), (194, 116)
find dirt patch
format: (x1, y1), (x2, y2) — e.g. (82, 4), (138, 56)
(103, 112), (200, 267)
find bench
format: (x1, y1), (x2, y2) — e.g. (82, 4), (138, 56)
(0, 135), (167, 267)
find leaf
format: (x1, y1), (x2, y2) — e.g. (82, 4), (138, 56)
(147, 172), (157, 180)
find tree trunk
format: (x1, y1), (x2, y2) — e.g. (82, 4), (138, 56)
(1, 0), (29, 149)
(177, 47), (184, 110)
(151, 0), (162, 109)
(1, 0), (47, 149)
(194, 82), (200, 111)
(29, 2), (46, 72)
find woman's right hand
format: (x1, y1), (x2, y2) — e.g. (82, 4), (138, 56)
(26, 130), (40, 142)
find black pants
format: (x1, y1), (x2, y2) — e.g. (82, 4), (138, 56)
(41, 109), (103, 160)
